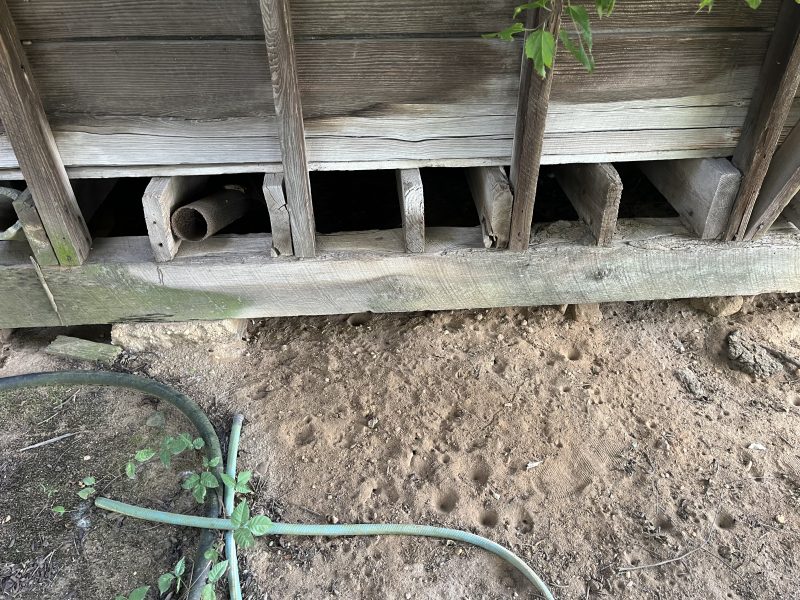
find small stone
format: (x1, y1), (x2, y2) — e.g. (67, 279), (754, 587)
(327, 515), (339, 524)
(526, 460), (543, 470)
(255, 461), (270, 476)
(689, 296), (743, 318)
(565, 303), (603, 324)
(747, 442), (767, 451)
(775, 515), (786, 524)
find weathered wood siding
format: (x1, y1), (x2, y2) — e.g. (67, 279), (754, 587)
(0, 0), (798, 176)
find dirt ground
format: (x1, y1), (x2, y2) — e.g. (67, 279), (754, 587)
(1, 296), (799, 600)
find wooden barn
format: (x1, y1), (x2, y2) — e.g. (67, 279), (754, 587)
(0, 0), (799, 328)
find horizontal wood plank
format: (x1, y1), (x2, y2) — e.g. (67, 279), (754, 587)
(0, 219), (798, 328)
(6, 0), (780, 40)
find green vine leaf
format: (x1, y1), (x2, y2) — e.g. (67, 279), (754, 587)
(134, 449), (155, 463)
(233, 527), (256, 548)
(207, 560), (229, 584)
(525, 28), (556, 78)
(246, 515), (272, 536)
(200, 583), (216, 600)
(231, 501), (249, 528)
(482, 22), (524, 41)
(158, 573), (175, 594)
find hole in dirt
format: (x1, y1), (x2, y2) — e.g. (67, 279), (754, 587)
(716, 511), (736, 530)
(480, 509), (499, 528)
(437, 490), (459, 513)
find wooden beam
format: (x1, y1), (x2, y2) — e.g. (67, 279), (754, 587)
(554, 163), (622, 246)
(744, 121), (800, 239)
(396, 168), (425, 253)
(262, 173), (293, 256)
(785, 191), (800, 230)
(260, 0), (316, 257)
(142, 176), (209, 262)
(509, 0), (564, 251)
(466, 167), (513, 249)
(12, 190), (59, 266)
(1, 219), (799, 329)
(726, 0), (800, 240)
(0, 0), (90, 266)
(640, 158), (741, 240)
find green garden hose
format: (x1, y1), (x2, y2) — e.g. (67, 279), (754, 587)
(0, 371), (223, 600)
(1, 371), (555, 600)
(224, 414), (244, 600)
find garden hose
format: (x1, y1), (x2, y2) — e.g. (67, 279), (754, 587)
(2, 370), (555, 600)
(0, 371), (223, 600)
(224, 414), (244, 600)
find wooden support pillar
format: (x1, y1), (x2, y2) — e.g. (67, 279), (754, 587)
(263, 173), (293, 256)
(12, 190), (59, 266)
(0, 0), (91, 265)
(508, 0), (563, 252)
(142, 176), (209, 262)
(554, 163), (622, 246)
(396, 168), (425, 253)
(743, 121), (800, 239)
(725, 0), (800, 240)
(784, 191), (800, 230)
(260, 0), (316, 257)
(466, 167), (513, 249)
(640, 158), (741, 240)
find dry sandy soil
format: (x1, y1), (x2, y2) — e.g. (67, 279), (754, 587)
(1, 296), (799, 600)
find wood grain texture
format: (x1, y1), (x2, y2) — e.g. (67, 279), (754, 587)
(6, 0), (779, 39)
(744, 121), (800, 239)
(640, 158), (742, 240)
(0, 32), (787, 175)
(0, 0), (90, 266)
(466, 167), (513, 249)
(261, 0), (316, 257)
(1, 219), (799, 328)
(784, 191), (800, 229)
(396, 168), (425, 253)
(45, 335), (121, 364)
(11, 190), (59, 266)
(262, 173), (293, 256)
(509, 1), (563, 251)
(727, 0), (800, 240)
(142, 176), (209, 262)
(554, 163), (623, 246)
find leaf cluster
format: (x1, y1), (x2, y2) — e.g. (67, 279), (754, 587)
(125, 433), (205, 479)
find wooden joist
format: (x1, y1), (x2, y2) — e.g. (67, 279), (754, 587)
(726, 0), (800, 240)
(396, 168), (425, 253)
(0, 0), (90, 266)
(743, 121), (800, 239)
(1, 219), (799, 329)
(11, 190), (59, 266)
(509, 0), (563, 251)
(640, 158), (741, 240)
(553, 163), (622, 246)
(785, 192), (800, 230)
(260, 0), (316, 257)
(142, 176), (209, 262)
(262, 173), (293, 256)
(466, 167), (513, 249)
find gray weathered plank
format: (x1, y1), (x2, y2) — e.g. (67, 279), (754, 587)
(396, 168), (425, 253)
(554, 163), (623, 246)
(509, 1), (564, 251)
(726, 0), (800, 240)
(261, 0), (316, 257)
(12, 190), (59, 266)
(744, 121), (800, 239)
(1, 219), (799, 329)
(466, 167), (513, 249)
(6, 0), (779, 40)
(784, 191), (800, 229)
(142, 176), (209, 262)
(262, 173), (293, 256)
(0, 0), (90, 266)
(640, 158), (741, 240)
(45, 335), (122, 364)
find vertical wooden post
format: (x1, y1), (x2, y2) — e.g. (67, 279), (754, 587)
(0, 0), (91, 265)
(263, 173), (294, 256)
(466, 166), (514, 249)
(725, 0), (800, 240)
(554, 163), (623, 246)
(260, 0), (316, 257)
(508, 0), (564, 251)
(396, 168), (425, 253)
(142, 176), (209, 262)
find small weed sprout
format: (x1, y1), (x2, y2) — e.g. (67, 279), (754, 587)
(114, 586), (149, 600)
(77, 475), (96, 500)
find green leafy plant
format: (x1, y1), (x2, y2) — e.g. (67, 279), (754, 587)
(182, 455), (222, 503)
(201, 559), (229, 600)
(114, 586), (149, 600)
(230, 500), (272, 549)
(51, 505), (66, 515)
(220, 470), (253, 495)
(157, 557), (187, 595)
(486, 0), (781, 78)
(77, 475), (96, 500)
(125, 433), (205, 479)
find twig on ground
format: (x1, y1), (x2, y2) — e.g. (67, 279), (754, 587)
(18, 432), (79, 452)
(763, 346), (800, 370)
